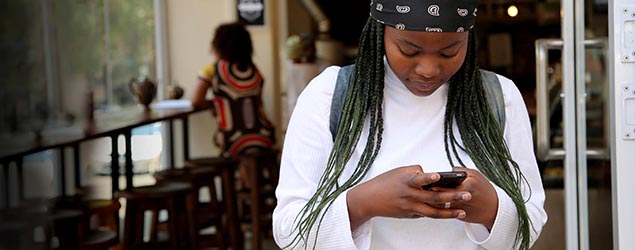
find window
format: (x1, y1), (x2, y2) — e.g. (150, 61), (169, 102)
(0, 0), (157, 133)
(53, 0), (156, 112)
(1, 0), (163, 198)
(0, 1), (47, 134)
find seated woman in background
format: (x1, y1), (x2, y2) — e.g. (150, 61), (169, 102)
(191, 22), (276, 185)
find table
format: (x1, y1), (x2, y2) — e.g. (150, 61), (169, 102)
(0, 101), (210, 207)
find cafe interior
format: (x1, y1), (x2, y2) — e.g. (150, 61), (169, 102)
(0, 0), (615, 249)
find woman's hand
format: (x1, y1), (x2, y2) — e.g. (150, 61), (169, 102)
(346, 165), (469, 230)
(430, 167), (499, 230)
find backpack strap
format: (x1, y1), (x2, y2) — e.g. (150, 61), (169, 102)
(329, 65), (355, 141)
(479, 69), (506, 132)
(328, 67), (505, 141)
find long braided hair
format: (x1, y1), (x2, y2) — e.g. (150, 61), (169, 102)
(286, 17), (532, 250)
(445, 25), (533, 250)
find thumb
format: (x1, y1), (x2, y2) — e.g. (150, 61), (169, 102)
(410, 171), (440, 188)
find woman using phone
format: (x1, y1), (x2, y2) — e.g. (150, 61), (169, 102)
(273, 0), (547, 249)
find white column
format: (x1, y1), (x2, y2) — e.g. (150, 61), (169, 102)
(154, 0), (172, 169)
(610, 0), (635, 249)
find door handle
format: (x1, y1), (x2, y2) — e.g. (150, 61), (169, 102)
(535, 38), (609, 161)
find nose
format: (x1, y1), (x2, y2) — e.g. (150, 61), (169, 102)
(414, 59), (441, 79)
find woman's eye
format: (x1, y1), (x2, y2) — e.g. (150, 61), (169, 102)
(441, 48), (461, 58)
(441, 53), (458, 58)
(399, 48), (418, 57)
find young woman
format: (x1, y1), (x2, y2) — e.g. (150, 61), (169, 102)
(191, 22), (276, 182)
(273, 0), (547, 249)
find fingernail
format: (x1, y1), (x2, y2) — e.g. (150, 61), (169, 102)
(462, 193), (471, 201)
(431, 174), (440, 181)
(458, 212), (466, 219)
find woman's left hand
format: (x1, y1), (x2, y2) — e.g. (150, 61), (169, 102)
(429, 167), (498, 230)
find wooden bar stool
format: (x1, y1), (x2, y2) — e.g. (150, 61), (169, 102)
(0, 217), (29, 250)
(234, 149), (280, 250)
(55, 197), (121, 250)
(116, 182), (197, 250)
(0, 207), (44, 250)
(182, 157), (242, 250)
(153, 164), (241, 250)
(1, 199), (84, 250)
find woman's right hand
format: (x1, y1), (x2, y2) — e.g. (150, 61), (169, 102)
(346, 165), (468, 230)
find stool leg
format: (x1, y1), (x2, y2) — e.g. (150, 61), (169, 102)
(184, 194), (198, 250)
(166, 199), (180, 250)
(103, 205), (121, 248)
(133, 206), (144, 246)
(223, 164), (242, 250)
(148, 209), (159, 242)
(206, 182), (226, 249)
(122, 201), (136, 250)
(247, 158), (262, 250)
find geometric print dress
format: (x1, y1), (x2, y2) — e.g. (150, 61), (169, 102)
(198, 60), (276, 157)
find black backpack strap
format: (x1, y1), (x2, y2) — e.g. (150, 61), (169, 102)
(479, 69), (506, 131)
(329, 65), (355, 141)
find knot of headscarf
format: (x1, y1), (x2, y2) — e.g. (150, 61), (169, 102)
(370, 0), (479, 32)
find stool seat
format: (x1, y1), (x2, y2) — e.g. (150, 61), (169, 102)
(55, 197), (121, 216)
(184, 157), (238, 169)
(154, 168), (225, 230)
(81, 229), (118, 250)
(154, 166), (224, 182)
(117, 182), (192, 199)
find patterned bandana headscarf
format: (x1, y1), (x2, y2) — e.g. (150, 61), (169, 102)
(370, 0), (479, 32)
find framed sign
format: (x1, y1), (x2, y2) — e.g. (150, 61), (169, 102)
(237, 0), (265, 26)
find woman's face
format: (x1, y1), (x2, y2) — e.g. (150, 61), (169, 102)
(384, 26), (469, 97)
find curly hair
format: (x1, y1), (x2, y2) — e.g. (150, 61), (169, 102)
(211, 22), (253, 68)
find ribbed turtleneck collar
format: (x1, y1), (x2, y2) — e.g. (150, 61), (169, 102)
(383, 56), (448, 101)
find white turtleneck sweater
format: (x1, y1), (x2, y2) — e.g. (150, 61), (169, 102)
(273, 61), (547, 250)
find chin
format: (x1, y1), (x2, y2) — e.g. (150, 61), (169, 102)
(408, 88), (435, 97)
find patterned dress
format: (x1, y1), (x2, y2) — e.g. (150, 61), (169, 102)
(198, 60), (276, 157)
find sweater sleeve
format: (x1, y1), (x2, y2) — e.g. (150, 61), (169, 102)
(272, 66), (370, 249)
(198, 63), (214, 83)
(463, 74), (548, 249)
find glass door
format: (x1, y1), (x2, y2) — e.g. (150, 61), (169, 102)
(474, 0), (611, 249)
(533, 0), (611, 249)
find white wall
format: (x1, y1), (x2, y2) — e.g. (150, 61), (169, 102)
(165, 0), (281, 161)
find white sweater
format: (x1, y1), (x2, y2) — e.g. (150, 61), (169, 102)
(273, 62), (547, 250)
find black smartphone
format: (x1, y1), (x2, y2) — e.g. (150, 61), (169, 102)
(421, 171), (467, 190)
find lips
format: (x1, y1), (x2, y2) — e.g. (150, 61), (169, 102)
(410, 80), (437, 91)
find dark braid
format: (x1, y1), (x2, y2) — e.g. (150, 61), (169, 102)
(284, 18), (385, 249)
(444, 31), (533, 249)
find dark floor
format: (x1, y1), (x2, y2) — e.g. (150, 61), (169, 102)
(87, 173), (280, 250)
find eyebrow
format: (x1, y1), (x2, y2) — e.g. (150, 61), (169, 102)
(398, 39), (463, 51)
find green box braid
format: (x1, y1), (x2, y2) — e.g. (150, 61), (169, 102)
(285, 17), (533, 250)
(283, 17), (385, 249)
(444, 31), (534, 250)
